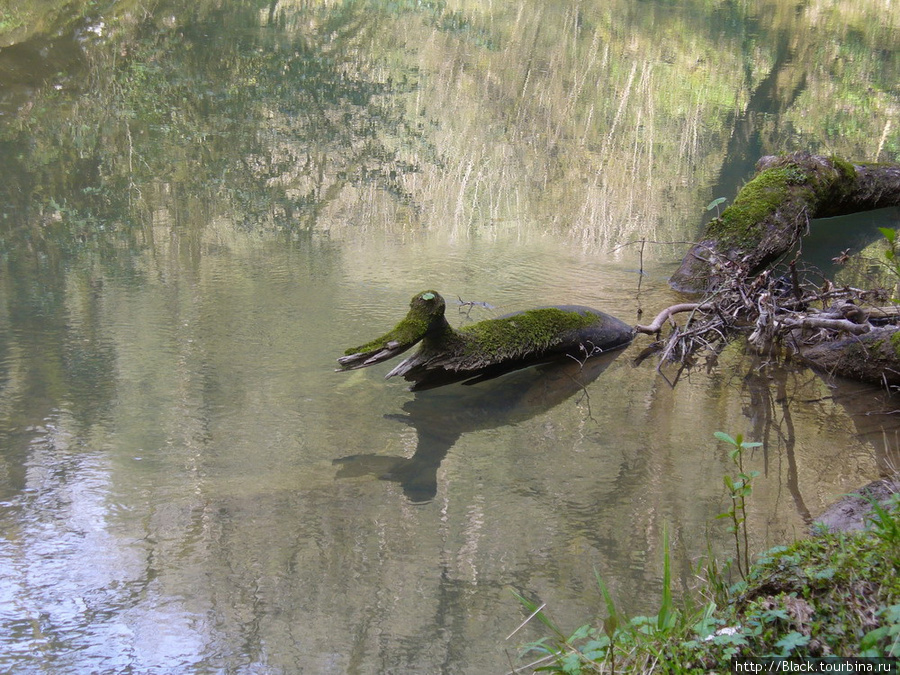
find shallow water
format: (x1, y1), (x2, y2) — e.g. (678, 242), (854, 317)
(1, 1), (899, 672)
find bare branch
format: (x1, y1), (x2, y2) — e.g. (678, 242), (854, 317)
(635, 303), (712, 334)
(777, 317), (871, 334)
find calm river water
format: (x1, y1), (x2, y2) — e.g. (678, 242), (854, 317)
(1, 1), (899, 673)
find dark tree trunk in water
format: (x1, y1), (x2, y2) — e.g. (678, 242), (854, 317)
(661, 152), (900, 387)
(670, 153), (900, 293)
(799, 328), (900, 387)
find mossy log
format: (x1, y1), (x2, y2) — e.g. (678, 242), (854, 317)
(652, 152), (900, 387)
(337, 290), (634, 391)
(670, 152), (900, 294)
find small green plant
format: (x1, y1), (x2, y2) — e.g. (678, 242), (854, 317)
(706, 196), (727, 218)
(879, 227), (899, 267)
(714, 431), (762, 579)
(511, 436), (900, 673)
(513, 498), (900, 672)
(863, 491), (900, 548)
(861, 603), (900, 657)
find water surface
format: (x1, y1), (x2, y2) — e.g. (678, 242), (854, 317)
(1, 1), (899, 673)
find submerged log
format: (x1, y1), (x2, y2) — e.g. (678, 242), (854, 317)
(670, 153), (900, 294)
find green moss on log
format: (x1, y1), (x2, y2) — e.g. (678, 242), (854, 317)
(669, 153), (897, 292)
(707, 164), (811, 249)
(344, 290), (446, 355)
(455, 307), (600, 362)
(828, 155), (857, 181)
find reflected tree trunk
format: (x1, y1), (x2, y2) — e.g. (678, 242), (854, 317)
(711, 4), (808, 209)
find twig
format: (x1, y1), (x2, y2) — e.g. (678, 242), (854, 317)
(634, 256), (895, 373)
(506, 602), (547, 640)
(456, 295), (496, 319)
(503, 652), (557, 675)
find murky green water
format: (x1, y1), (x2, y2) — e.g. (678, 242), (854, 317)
(1, 1), (899, 672)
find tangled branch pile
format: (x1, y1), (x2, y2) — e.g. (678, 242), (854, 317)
(635, 153), (900, 387)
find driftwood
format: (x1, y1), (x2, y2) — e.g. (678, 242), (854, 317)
(640, 152), (900, 387)
(338, 290), (634, 390)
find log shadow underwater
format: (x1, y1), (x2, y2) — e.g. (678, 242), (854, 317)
(333, 349), (624, 503)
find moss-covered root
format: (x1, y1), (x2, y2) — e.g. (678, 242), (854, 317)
(337, 291), (449, 370)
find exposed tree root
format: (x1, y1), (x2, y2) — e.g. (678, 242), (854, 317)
(637, 153), (900, 387)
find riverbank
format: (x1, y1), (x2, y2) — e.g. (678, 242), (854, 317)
(514, 478), (900, 673)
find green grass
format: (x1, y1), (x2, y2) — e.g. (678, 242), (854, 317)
(514, 517), (900, 672)
(511, 437), (900, 673)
